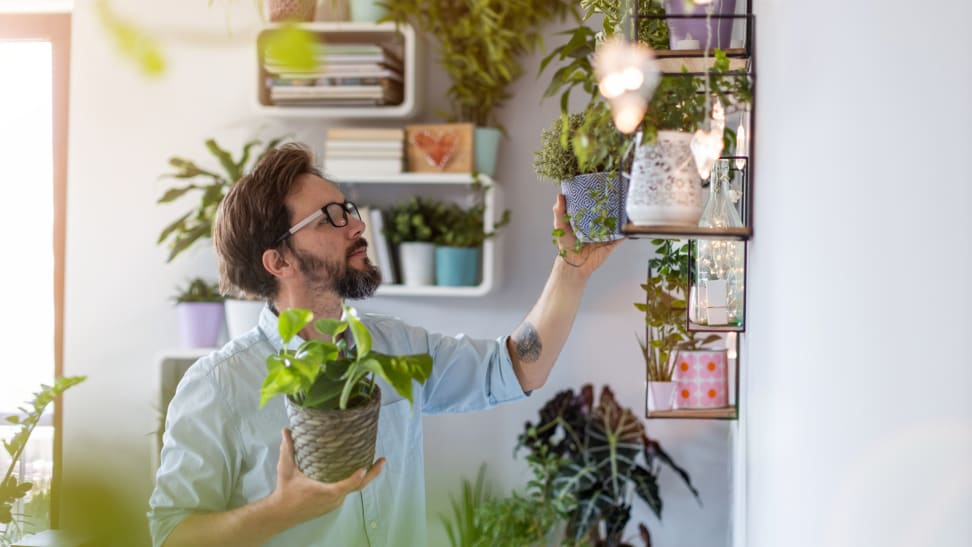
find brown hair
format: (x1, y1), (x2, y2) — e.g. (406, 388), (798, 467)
(213, 142), (322, 300)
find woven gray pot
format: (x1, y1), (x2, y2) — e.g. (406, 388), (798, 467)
(285, 386), (381, 483)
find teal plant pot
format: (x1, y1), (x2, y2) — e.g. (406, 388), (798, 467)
(560, 173), (624, 243)
(349, 0), (386, 22)
(435, 246), (480, 286)
(474, 126), (501, 177)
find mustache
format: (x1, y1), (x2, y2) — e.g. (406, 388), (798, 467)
(347, 238), (368, 257)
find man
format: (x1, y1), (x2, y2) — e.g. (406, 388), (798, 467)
(148, 143), (619, 546)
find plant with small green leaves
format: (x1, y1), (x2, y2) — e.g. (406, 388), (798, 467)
(379, 0), (574, 129)
(260, 306), (432, 411)
(156, 136), (285, 262)
(383, 196), (441, 245)
(434, 182), (510, 249)
(534, 102), (628, 183)
(171, 277), (224, 304)
(1, 376), (86, 546)
(636, 239), (720, 381)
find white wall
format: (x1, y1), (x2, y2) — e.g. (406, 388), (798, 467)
(745, 1), (972, 546)
(63, 1), (728, 546)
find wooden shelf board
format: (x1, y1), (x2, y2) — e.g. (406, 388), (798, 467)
(647, 407), (737, 420)
(655, 52), (750, 73)
(622, 224), (751, 240)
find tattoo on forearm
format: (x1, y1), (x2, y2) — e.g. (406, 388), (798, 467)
(513, 323), (542, 363)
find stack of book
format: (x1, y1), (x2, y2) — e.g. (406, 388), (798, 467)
(323, 127), (404, 178)
(263, 41), (404, 107)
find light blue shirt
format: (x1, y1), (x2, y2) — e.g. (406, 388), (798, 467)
(148, 306), (528, 547)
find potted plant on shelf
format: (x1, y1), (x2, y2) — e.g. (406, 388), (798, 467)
(382, 196), (440, 287)
(637, 239), (721, 412)
(378, 0), (574, 176)
(156, 136), (285, 337)
(432, 182), (510, 287)
(172, 277), (225, 349)
(534, 101), (628, 248)
(260, 306), (432, 482)
(519, 384), (700, 546)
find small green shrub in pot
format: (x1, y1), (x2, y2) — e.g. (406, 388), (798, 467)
(382, 196), (441, 245)
(260, 306), (432, 482)
(534, 102), (628, 249)
(172, 277), (225, 349)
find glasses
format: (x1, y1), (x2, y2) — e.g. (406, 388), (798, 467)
(275, 201), (361, 245)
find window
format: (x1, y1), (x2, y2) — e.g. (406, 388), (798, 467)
(0, 10), (70, 539)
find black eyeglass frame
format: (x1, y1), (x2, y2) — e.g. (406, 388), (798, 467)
(274, 201), (361, 245)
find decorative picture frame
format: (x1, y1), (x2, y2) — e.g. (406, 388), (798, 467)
(405, 123), (473, 173)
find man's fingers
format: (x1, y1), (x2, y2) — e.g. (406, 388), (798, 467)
(279, 428), (295, 461)
(553, 194), (567, 228)
(357, 458), (386, 490)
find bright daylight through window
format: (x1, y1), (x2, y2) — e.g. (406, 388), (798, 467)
(0, 40), (56, 538)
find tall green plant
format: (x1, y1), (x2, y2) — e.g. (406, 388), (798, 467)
(156, 136), (285, 262)
(520, 384), (700, 546)
(636, 240), (719, 381)
(1, 376), (86, 546)
(439, 464), (494, 547)
(380, 0), (574, 128)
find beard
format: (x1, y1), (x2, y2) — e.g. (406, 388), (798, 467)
(293, 238), (381, 300)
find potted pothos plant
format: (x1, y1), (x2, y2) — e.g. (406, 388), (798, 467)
(378, 0), (574, 176)
(638, 239), (720, 411)
(519, 384), (701, 546)
(172, 277), (224, 349)
(432, 182), (510, 287)
(259, 306), (432, 483)
(534, 101), (628, 251)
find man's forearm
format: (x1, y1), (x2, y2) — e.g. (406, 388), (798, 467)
(163, 494), (293, 547)
(508, 258), (591, 392)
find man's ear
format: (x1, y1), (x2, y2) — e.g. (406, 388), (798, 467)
(262, 247), (294, 279)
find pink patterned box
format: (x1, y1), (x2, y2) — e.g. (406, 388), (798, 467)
(673, 349), (729, 409)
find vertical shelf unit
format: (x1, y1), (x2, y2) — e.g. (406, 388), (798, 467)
(629, 1), (755, 420)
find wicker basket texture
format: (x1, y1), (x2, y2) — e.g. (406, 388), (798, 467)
(285, 386), (381, 483)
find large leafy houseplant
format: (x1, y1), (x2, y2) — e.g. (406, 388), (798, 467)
(156, 136), (284, 262)
(637, 240), (720, 383)
(520, 384), (700, 546)
(379, 0), (574, 129)
(1, 376), (86, 546)
(260, 306), (432, 411)
(260, 306), (433, 482)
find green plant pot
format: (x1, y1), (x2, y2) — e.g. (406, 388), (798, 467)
(435, 246), (480, 286)
(349, 0), (386, 22)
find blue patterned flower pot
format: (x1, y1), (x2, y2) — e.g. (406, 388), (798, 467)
(560, 173), (624, 243)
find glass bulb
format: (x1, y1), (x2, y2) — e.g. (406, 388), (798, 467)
(734, 123), (747, 170)
(694, 160), (744, 327)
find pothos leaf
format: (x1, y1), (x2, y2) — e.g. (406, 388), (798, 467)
(278, 308), (313, 343)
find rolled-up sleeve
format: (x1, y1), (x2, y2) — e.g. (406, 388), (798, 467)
(367, 316), (528, 414)
(147, 362), (242, 547)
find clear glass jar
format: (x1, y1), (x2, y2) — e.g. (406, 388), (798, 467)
(693, 160), (744, 326)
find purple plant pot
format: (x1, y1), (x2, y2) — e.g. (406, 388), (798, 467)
(177, 302), (224, 349)
(664, 0), (737, 50)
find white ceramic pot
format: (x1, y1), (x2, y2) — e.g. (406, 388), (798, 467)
(398, 242), (435, 286)
(625, 130), (704, 226)
(224, 299), (265, 340)
(647, 381), (678, 412)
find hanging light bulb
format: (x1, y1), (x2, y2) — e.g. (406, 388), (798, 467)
(734, 121), (747, 170)
(690, 101), (726, 180)
(594, 38), (660, 134)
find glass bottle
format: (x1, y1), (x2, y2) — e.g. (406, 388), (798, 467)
(694, 160), (744, 326)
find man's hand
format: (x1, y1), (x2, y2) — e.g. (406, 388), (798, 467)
(269, 428), (385, 525)
(552, 193), (622, 277)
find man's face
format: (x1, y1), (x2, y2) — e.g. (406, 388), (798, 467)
(282, 174), (381, 299)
